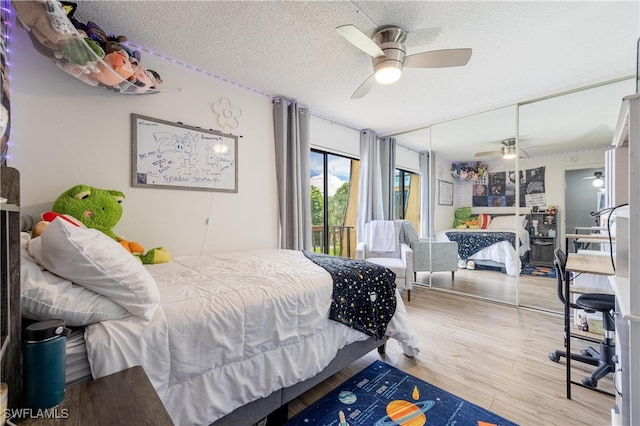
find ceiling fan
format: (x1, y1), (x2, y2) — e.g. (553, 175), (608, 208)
(336, 24), (472, 99)
(580, 171), (605, 187)
(474, 138), (523, 159)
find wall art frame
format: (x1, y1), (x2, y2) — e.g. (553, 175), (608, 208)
(438, 179), (453, 206)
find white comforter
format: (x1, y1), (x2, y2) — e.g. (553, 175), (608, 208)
(83, 249), (419, 425)
(436, 228), (531, 276)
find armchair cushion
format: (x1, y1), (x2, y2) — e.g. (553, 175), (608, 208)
(364, 257), (406, 279)
(356, 220), (413, 291)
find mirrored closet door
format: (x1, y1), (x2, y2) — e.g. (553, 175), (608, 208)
(517, 77), (635, 313)
(392, 76), (635, 311)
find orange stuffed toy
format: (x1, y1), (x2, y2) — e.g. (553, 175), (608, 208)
(91, 50), (135, 87)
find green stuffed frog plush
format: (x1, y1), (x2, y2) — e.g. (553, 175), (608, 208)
(452, 206), (473, 228)
(32, 184), (170, 264)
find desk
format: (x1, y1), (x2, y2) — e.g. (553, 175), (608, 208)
(566, 252), (615, 276)
(563, 253), (615, 399)
(574, 226), (607, 232)
(565, 233), (614, 254)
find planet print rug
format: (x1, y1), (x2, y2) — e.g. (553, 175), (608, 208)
(520, 263), (556, 279)
(285, 360), (518, 426)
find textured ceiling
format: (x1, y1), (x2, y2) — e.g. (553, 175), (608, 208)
(72, 1), (639, 157)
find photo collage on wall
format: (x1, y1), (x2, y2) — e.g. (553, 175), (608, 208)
(472, 166), (546, 207)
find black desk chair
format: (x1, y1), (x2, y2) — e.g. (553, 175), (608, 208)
(548, 248), (616, 394)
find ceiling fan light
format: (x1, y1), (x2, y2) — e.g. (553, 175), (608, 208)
(502, 144), (517, 159)
(593, 178), (604, 188)
(374, 62), (402, 84)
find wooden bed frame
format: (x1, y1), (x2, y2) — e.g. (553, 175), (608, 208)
(0, 166), (388, 425)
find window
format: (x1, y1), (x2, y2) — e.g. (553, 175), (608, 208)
(394, 169), (420, 231)
(310, 150), (358, 258)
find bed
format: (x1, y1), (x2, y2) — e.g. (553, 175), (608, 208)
(435, 215), (531, 276)
(16, 211), (420, 425)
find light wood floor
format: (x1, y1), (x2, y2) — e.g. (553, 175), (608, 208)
(288, 286), (615, 425)
(426, 268), (565, 313)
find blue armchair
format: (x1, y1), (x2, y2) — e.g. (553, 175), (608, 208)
(401, 221), (458, 283)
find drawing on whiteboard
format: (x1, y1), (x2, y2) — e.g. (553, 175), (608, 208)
(131, 114), (238, 192)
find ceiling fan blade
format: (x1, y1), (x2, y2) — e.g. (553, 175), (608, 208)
(474, 150), (501, 158)
(404, 48), (472, 68)
(520, 144), (542, 149)
(580, 171), (604, 180)
(351, 74), (377, 99)
(336, 25), (385, 58)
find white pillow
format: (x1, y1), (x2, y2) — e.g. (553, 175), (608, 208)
(28, 218), (160, 320)
(21, 233), (129, 326)
(487, 215), (527, 230)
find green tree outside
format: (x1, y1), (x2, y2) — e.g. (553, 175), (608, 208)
(311, 182), (350, 256)
(328, 182), (349, 227)
(311, 185), (324, 226)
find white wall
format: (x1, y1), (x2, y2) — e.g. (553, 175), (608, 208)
(309, 115), (359, 158)
(308, 120), (421, 172)
(432, 154), (458, 232)
(9, 28), (278, 256)
(396, 145), (420, 173)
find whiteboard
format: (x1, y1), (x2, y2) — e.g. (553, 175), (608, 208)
(131, 114), (238, 192)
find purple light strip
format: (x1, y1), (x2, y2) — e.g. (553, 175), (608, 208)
(2, 0), (11, 161)
(127, 42), (274, 99)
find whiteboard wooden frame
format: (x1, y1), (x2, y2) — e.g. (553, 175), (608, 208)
(131, 114), (238, 192)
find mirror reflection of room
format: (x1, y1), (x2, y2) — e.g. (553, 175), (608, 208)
(393, 77), (635, 313)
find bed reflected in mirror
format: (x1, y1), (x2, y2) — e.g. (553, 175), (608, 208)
(427, 106), (519, 305)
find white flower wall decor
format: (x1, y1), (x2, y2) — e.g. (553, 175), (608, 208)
(212, 97), (242, 132)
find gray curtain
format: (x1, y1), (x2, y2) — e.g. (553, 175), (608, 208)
(273, 97), (311, 250)
(379, 137), (396, 220)
(356, 130), (396, 243)
(419, 151), (431, 238)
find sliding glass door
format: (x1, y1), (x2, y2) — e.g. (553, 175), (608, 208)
(394, 169), (420, 230)
(310, 150), (359, 258)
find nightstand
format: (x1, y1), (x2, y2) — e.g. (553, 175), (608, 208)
(17, 366), (173, 425)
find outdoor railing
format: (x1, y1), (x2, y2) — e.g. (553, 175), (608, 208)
(312, 225), (354, 258)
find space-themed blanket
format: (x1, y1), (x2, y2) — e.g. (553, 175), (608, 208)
(303, 251), (397, 340)
(445, 231), (516, 259)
